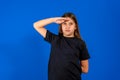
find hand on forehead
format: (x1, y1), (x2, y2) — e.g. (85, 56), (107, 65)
(63, 17), (74, 23)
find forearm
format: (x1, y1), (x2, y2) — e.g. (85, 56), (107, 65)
(33, 18), (55, 29)
(81, 60), (89, 73)
(33, 17), (67, 37)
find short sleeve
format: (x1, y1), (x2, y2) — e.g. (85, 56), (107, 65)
(79, 41), (90, 60)
(44, 30), (57, 43)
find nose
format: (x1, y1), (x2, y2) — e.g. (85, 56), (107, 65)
(65, 24), (70, 29)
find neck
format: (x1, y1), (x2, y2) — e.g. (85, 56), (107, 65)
(63, 34), (74, 38)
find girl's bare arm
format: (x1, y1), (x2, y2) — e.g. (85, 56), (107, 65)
(81, 60), (89, 73)
(33, 17), (67, 38)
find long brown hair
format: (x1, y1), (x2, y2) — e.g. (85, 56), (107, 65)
(59, 12), (82, 39)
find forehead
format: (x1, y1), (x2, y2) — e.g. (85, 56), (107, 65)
(65, 17), (74, 23)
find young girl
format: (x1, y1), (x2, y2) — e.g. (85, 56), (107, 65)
(33, 12), (90, 80)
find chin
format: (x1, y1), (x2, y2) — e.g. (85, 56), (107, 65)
(63, 31), (74, 36)
(64, 33), (73, 37)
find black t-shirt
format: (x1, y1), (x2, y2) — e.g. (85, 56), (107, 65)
(44, 30), (90, 80)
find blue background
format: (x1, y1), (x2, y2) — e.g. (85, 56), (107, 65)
(0, 0), (120, 80)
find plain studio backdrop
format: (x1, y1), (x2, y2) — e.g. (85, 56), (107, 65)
(0, 0), (120, 80)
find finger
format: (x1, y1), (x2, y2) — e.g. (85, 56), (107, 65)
(58, 17), (67, 20)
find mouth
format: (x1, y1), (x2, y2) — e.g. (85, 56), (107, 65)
(65, 30), (70, 32)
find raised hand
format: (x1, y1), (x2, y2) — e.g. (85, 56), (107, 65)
(54, 17), (69, 24)
(33, 17), (69, 38)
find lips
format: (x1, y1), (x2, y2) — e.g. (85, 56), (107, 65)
(65, 30), (70, 32)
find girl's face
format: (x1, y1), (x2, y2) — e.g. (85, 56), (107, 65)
(61, 17), (76, 37)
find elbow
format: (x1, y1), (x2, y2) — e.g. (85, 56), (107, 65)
(33, 22), (39, 30)
(33, 22), (43, 29)
(33, 23), (37, 29)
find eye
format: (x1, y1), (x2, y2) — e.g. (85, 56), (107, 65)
(62, 22), (67, 25)
(69, 22), (73, 25)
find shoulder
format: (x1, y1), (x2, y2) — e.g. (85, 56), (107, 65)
(44, 30), (59, 43)
(75, 38), (85, 44)
(75, 38), (86, 48)
(46, 30), (59, 38)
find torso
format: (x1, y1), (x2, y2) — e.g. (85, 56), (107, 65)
(48, 36), (82, 80)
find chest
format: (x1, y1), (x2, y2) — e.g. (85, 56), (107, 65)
(51, 38), (80, 58)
